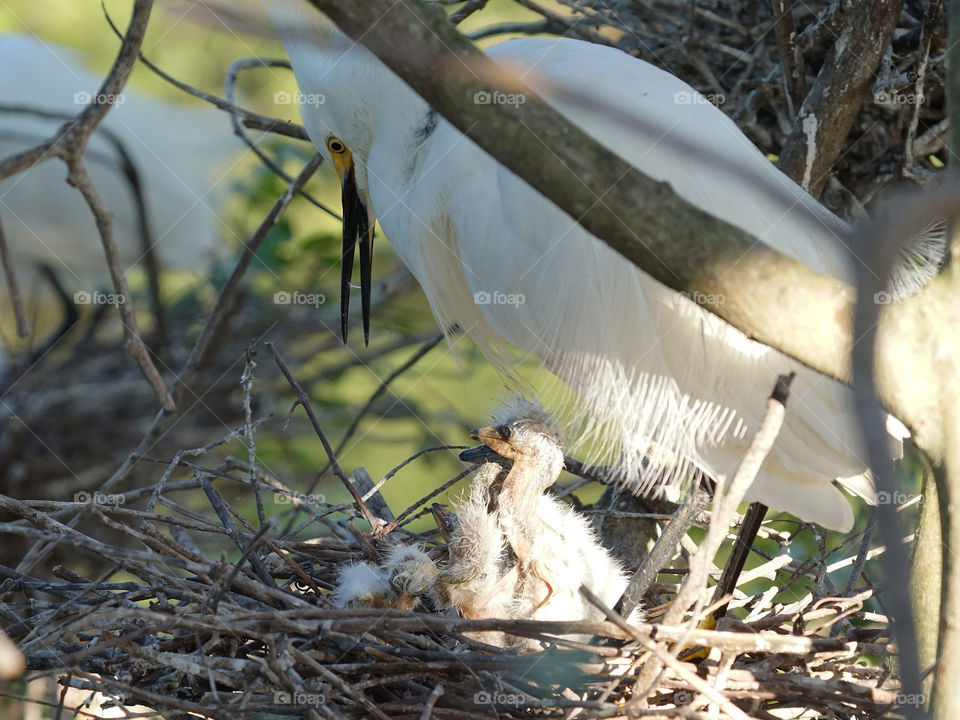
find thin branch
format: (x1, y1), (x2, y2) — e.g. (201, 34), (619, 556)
(267, 341), (383, 534)
(0, 216), (29, 338)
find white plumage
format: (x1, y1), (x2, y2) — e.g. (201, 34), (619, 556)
(272, 5), (942, 532)
(434, 401), (636, 648)
(0, 33), (238, 299)
(332, 561), (392, 608)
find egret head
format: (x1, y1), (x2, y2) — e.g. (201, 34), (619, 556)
(470, 399), (565, 493)
(274, 6), (391, 344)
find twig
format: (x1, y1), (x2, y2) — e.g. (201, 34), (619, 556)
(0, 0), (173, 410)
(0, 215), (29, 338)
(615, 480), (709, 617)
(267, 341), (382, 533)
(223, 56), (338, 219)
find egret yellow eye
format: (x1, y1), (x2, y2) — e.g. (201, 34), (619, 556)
(327, 137), (346, 154)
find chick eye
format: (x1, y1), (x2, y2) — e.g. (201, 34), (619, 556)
(497, 424), (512, 440)
(326, 137), (346, 154)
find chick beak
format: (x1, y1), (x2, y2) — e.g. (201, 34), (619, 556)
(470, 426), (515, 459)
(430, 503), (455, 543)
(458, 444), (503, 464)
(336, 152), (376, 345)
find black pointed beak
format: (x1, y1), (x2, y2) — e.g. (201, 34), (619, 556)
(459, 444), (501, 464)
(340, 168), (374, 344)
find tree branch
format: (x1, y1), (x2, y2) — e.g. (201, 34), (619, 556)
(776, 0), (904, 194)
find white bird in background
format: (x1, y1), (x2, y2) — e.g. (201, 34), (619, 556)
(0, 34), (239, 334)
(271, 4), (943, 532)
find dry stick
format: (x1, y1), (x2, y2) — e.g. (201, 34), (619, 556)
(710, 501), (769, 619)
(96, 153), (324, 502)
(635, 373), (794, 702)
(777, 0), (904, 194)
(387, 465), (477, 531)
(298, 332), (447, 507)
(174, 154), (323, 399)
(241, 346), (265, 527)
(615, 478), (709, 617)
(580, 586), (751, 720)
(267, 341), (382, 532)
(770, 0), (807, 118)
(100, 7), (309, 143)
(291, 647), (392, 720)
(334, 332), (445, 460)
(0, 215), (29, 337)
(200, 476), (275, 587)
(104, 4), (334, 223)
(450, 0), (488, 24)
(903, 0), (940, 169)
(66, 158), (173, 411)
(418, 683), (444, 720)
(665, 373), (794, 626)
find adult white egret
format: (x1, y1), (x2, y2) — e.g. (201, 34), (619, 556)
(272, 4), (942, 532)
(0, 34), (238, 324)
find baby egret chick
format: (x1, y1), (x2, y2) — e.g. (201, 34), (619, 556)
(331, 562), (391, 608)
(332, 545), (437, 609)
(470, 401), (635, 631)
(381, 544), (438, 609)
(432, 458), (520, 647)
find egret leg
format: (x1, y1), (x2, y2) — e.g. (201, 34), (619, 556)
(710, 501), (768, 619)
(529, 572), (554, 614)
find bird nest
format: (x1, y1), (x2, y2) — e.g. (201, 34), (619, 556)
(0, 355), (905, 720)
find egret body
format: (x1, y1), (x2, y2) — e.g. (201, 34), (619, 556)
(273, 5), (942, 531)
